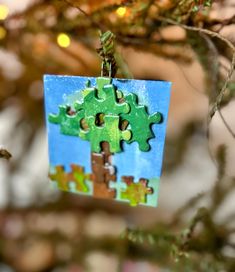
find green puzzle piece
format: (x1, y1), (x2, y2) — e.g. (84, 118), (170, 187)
(95, 77), (124, 99)
(96, 77), (112, 99)
(82, 77), (112, 99)
(49, 105), (84, 136)
(120, 177), (153, 206)
(79, 115), (131, 153)
(74, 83), (130, 117)
(121, 93), (162, 151)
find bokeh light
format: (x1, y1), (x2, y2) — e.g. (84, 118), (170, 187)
(116, 7), (127, 17)
(57, 33), (71, 48)
(0, 26), (6, 39)
(0, 4), (9, 20)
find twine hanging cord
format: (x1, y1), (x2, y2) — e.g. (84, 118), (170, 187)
(97, 30), (118, 78)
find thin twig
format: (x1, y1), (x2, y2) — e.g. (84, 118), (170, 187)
(218, 109), (235, 138)
(200, 33), (220, 101)
(170, 192), (206, 226)
(64, 0), (105, 31)
(215, 14), (235, 33)
(175, 63), (203, 94)
(178, 207), (212, 253)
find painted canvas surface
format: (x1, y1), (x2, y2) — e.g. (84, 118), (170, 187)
(44, 75), (171, 207)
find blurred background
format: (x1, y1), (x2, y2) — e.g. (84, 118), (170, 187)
(0, 0), (234, 271)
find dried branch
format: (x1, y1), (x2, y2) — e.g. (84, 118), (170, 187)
(156, 16), (235, 123)
(0, 148), (12, 160)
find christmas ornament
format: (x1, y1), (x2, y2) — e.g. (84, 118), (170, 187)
(44, 76), (171, 206)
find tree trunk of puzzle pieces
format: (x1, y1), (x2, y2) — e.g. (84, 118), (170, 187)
(91, 142), (116, 199)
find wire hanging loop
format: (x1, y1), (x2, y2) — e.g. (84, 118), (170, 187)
(101, 61), (112, 77)
(97, 31), (117, 78)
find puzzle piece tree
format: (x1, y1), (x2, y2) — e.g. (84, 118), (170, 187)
(48, 78), (162, 202)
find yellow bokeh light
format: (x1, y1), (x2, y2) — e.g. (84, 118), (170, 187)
(57, 33), (71, 48)
(0, 27), (6, 39)
(116, 7), (127, 17)
(0, 5), (9, 20)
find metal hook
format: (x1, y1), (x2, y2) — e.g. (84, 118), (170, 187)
(101, 61), (104, 77)
(100, 61), (112, 78)
(109, 62), (112, 78)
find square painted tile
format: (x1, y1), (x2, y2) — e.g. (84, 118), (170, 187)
(44, 75), (171, 207)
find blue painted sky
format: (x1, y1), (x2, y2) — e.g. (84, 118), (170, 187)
(44, 75), (171, 181)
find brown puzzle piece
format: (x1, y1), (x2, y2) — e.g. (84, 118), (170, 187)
(91, 142), (116, 198)
(93, 182), (116, 199)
